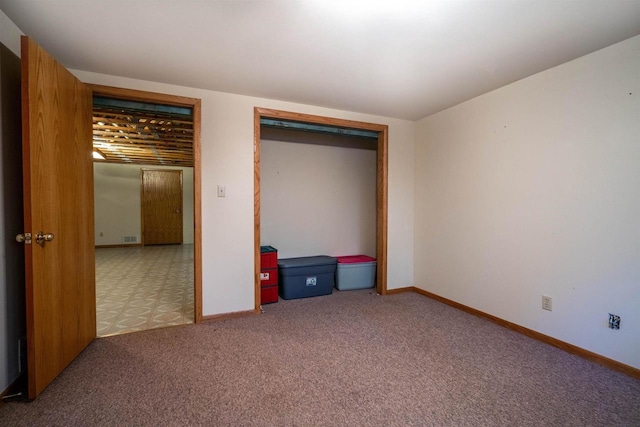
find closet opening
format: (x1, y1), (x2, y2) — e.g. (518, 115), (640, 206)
(254, 108), (388, 311)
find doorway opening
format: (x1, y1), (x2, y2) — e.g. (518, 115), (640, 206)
(253, 108), (388, 310)
(90, 85), (202, 336)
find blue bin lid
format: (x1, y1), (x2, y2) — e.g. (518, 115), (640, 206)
(260, 245), (277, 253)
(278, 255), (337, 269)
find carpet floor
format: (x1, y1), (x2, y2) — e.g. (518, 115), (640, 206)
(1, 290), (638, 426)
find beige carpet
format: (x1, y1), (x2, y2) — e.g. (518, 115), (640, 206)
(2, 289), (638, 426)
(95, 245), (194, 337)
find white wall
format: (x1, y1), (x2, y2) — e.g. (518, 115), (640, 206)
(94, 163), (195, 245)
(415, 35), (640, 369)
(72, 69), (416, 316)
(0, 9), (21, 56)
(261, 137), (377, 259)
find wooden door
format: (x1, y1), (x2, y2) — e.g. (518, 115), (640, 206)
(20, 36), (96, 399)
(142, 170), (183, 245)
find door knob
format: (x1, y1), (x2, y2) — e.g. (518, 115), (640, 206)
(35, 231), (54, 245)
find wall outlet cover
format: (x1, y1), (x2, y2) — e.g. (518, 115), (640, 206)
(608, 313), (620, 330)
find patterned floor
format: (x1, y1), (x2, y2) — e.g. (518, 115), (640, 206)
(95, 244), (194, 337)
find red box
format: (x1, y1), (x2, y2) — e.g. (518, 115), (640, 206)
(260, 246), (278, 304)
(260, 268), (278, 286)
(260, 246), (278, 269)
(261, 284), (278, 304)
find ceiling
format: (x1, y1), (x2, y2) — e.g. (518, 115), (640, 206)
(1, 0), (639, 121)
(93, 99), (194, 167)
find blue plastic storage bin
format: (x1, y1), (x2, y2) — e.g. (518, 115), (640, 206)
(278, 256), (337, 299)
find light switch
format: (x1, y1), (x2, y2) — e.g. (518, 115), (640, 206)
(217, 185), (226, 198)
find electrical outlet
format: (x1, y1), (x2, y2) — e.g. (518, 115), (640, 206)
(542, 295), (552, 311)
(217, 185), (226, 198)
(608, 313), (620, 330)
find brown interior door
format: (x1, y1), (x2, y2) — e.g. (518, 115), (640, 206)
(21, 36), (96, 399)
(142, 169), (183, 245)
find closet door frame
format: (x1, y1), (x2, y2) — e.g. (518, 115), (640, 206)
(253, 107), (388, 311)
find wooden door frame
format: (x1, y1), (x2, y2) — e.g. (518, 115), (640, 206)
(140, 169), (184, 246)
(253, 107), (388, 311)
(89, 84), (203, 323)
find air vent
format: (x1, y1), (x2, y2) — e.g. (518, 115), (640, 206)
(123, 235), (138, 243)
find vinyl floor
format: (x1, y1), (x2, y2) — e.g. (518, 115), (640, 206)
(95, 244), (194, 337)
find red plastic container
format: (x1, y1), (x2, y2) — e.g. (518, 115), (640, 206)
(260, 246), (278, 269)
(261, 285), (278, 304)
(260, 246), (279, 304)
(260, 269), (278, 286)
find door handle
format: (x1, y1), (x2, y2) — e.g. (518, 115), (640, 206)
(35, 231), (54, 245)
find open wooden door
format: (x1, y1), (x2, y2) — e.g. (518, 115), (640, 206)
(20, 36), (95, 399)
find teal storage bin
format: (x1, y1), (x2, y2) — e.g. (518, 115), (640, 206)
(335, 255), (376, 290)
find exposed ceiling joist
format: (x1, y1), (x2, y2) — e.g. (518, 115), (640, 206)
(92, 98), (194, 167)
